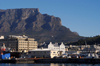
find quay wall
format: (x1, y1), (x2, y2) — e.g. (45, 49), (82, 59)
(34, 58), (100, 64)
(1, 58), (100, 64)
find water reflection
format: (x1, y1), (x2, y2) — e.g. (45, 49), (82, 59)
(50, 63), (100, 66)
(0, 63), (100, 66)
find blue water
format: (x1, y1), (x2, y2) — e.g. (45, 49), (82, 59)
(0, 63), (100, 66)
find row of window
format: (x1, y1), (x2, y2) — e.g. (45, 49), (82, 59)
(52, 54), (57, 55)
(49, 48), (65, 49)
(19, 45), (37, 47)
(29, 51), (58, 54)
(19, 44), (37, 46)
(29, 51), (50, 54)
(19, 42), (36, 43)
(19, 47), (36, 48)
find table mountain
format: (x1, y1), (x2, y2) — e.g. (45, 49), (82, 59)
(0, 8), (83, 43)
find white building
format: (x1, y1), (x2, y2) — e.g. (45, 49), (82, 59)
(28, 48), (62, 58)
(48, 42), (65, 54)
(0, 36), (4, 39)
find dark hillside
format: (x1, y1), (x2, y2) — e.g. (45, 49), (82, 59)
(67, 35), (100, 45)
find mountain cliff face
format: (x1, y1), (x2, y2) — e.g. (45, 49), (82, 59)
(0, 8), (83, 43)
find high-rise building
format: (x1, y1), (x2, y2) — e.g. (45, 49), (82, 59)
(0, 35), (38, 52)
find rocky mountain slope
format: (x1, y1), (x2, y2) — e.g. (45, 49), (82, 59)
(0, 8), (83, 43)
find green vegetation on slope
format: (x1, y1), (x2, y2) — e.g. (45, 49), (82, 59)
(67, 35), (100, 45)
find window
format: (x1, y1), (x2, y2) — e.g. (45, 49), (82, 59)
(44, 52), (46, 53)
(53, 52), (55, 53)
(28, 52), (31, 54)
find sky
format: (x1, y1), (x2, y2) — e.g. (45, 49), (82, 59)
(0, 0), (100, 37)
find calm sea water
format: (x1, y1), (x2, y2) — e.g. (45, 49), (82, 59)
(0, 63), (100, 66)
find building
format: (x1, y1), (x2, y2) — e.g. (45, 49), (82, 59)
(0, 36), (4, 39)
(0, 35), (38, 52)
(39, 42), (65, 54)
(48, 42), (65, 54)
(28, 48), (62, 58)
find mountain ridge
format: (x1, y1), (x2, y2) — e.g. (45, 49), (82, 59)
(0, 8), (83, 43)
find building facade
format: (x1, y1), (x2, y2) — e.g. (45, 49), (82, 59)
(28, 48), (62, 58)
(48, 42), (65, 54)
(0, 35), (38, 52)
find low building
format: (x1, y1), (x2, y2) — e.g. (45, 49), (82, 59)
(28, 48), (62, 58)
(48, 42), (65, 54)
(0, 35), (38, 52)
(40, 42), (65, 54)
(0, 36), (4, 39)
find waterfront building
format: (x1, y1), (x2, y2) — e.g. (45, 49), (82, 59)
(80, 45), (99, 53)
(65, 51), (80, 55)
(28, 48), (62, 58)
(40, 42), (65, 54)
(48, 42), (65, 54)
(0, 35), (38, 52)
(0, 36), (4, 39)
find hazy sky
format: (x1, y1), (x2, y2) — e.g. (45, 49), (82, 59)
(0, 0), (100, 37)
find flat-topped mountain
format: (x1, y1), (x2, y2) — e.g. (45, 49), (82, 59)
(0, 8), (83, 43)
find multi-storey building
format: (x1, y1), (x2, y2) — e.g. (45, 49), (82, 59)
(0, 35), (38, 52)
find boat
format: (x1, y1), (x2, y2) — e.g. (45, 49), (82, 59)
(0, 43), (10, 60)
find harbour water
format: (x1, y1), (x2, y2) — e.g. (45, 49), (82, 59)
(0, 63), (100, 66)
